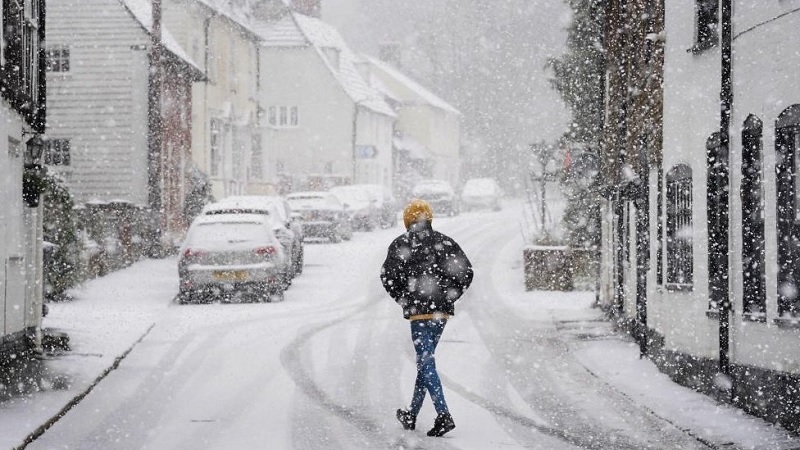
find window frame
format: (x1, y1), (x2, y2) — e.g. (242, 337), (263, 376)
(45, 44), (70, 72)
(741, 115), (766, 320)
(665, 164), (694, 290)
(43, 138), (71, 166)
(775, 104), (800, 319)
(690, 0), (719, 53)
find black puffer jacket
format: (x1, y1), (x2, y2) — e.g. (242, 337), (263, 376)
(380, 221), (473, 319)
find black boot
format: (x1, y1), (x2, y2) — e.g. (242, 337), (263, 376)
(427, 412), (455, 437)
(396, 409), (416, 430)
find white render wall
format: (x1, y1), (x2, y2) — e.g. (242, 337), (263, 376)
(649, 0), (722, 359)
(0, 102), (35, 341)
(726, 2), (800, 374)
(651, 0), (800, 372)
(354, 109), (394, 188)
(260, 45), (359, 183)
(46, 0), (150, 205)
(163, 0), (261, 200)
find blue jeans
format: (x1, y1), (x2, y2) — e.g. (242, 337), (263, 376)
(409, 319), (449, 416)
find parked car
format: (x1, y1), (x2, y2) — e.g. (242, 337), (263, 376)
(328, 185), (380, 231)
(177, 214), (288, 303)
(461, 178), (503, 211)
(202, 196), (303, 280)
(411, 180), (460, 216)
(286, 192), (353, 243)
(361, 183), (398, 228)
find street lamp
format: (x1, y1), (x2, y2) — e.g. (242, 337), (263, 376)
(23, 134), (46, 207)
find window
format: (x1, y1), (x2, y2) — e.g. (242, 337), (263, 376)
(741, 115), (766, 319)
(210, 118), (222, 177)
(43, 139), (70, 166)
(665, 164), (693, 289)
(691, 0), (718, 53)
(46, 45), (69, 72)
(269, 106), (298, 128)
(279, 106), (287, 126)
(2, 0), (43, 128)
(775, 104), (800, 318)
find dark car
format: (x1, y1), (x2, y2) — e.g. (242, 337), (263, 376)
(411, 180), (460, 216)
(287, 192), (353, 243)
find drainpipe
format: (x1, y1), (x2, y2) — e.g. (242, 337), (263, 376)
(148, 0), (164, 254)
(718, 0), (733, 379)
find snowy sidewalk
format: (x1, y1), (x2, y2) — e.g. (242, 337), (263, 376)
(492, 235), (800, 450)
(0, 258), (178, 449)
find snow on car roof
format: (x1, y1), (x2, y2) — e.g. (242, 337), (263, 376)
(287, 191), (328, 199)
(191, 213), (271, 225)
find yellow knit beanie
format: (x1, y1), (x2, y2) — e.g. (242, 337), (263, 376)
(403, 199), (434, 229)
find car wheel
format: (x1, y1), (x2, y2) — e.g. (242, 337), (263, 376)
(268, 288), (285, 303)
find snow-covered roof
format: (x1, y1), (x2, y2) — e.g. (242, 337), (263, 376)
(119, 0), (204, 77)
(193, 0), (263, 39)
(254, 13), (395, 117)
(364, 56), (460, 116)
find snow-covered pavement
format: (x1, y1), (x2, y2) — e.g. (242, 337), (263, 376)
(2, 204), (799, 449)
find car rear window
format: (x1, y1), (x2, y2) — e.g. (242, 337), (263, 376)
(188, 222), (270, 246)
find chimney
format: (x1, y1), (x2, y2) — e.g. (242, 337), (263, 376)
(378, 42), (401, 68)
(292, 0), (321, 18)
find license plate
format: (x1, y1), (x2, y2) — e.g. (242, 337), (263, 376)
(213, 270), (247, 281)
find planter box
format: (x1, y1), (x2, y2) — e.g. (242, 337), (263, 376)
(524, 245), (573, 291)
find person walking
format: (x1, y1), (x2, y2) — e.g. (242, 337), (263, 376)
(380, 199), (473, 437)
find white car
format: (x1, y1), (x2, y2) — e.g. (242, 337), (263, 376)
(178, 214), (288, 303)
(412, 180), (460, 216)
(461, 178), (503, 211)
(202, 195), (303, 280)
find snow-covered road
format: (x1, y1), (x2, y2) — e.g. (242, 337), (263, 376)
(5, 204), (799, 449)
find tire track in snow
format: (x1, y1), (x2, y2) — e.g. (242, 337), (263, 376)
(456, 207), (715, 449)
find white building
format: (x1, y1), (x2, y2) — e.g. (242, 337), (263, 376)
(45, 0), (204, 242)
(362, 56), (462, 191)
(0, 0), (46, 356)
(163, 0), (264, 199)
(599, 0), (800, 432)
(251, 12), (395, 193)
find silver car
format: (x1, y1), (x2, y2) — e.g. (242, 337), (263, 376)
(178, 214), (288, 303)
(287, 191), (353, 242)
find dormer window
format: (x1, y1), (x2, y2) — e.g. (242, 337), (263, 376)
(690, 0), (718, 53)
